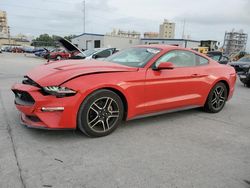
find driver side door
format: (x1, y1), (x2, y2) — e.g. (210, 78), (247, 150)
(144, 50), (207, 114)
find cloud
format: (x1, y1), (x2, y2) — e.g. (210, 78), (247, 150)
(1, 0), (250, 50)
(174, 0), (250, 25)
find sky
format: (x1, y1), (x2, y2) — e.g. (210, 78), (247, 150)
(0, 0), (249, 50)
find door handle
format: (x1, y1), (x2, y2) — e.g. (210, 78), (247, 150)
(191, 74), (200, 77)
(191, 74), (204, 78)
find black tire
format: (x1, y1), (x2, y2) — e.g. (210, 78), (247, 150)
(56, 55), (62, 60)
(77, 89), (124, 137)
(204, 82), (228, 113)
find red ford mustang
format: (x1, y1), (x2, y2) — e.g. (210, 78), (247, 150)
(12, 45), (236, 137)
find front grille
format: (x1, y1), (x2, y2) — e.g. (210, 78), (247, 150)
(13, 90), (35, 106)
(22, 76), (41, 88)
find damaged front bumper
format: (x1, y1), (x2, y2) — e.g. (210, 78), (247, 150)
(11, 83), (81, 130)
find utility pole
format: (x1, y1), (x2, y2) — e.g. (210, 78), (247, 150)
(182, 20), (186, 39)
(82, 0), (86, 33)
(7, 26), (11, 45)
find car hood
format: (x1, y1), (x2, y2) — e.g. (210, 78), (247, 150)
(56, 37), (83, 52)
(26, 60), (138, 86)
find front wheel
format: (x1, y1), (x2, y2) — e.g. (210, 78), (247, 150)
(77, 89), (124, 137)
(204, 82), (228, 113)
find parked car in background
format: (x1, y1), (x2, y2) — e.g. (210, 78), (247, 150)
(12, 47), (24, 53)
(48, 48), (79, 60)
(3, 46), (12, 52)
(32, 48), (45, 53)
(206, 51), (230, 64)
(34, 48), (49, 57)
(46, 37), (117, 61)
(12, 45), (236, 137)
(0, 48), (2, 53)
(49, 37), (118, 61)
(42, 48), (58, 59)
(23, 46), (35, 53)
(71, 48), (118, 60)
(229, 55), (250, 87)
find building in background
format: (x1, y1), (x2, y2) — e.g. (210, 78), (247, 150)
(159, 19), (175, 39)
(0, 10), (8, 38)
(0, 37), (30, 47)
(141, 38), (200, 48)
(103, 35), (140, 49)
(144, 32), (159, 38)
(0, 10), (31, 47)
(222, 29), (248, 55)
(72, 31), (141, 50)
(71, 33), (105, 50)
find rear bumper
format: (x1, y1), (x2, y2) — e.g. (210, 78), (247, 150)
(12, 83), (82, 129)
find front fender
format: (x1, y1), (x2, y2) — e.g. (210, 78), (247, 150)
(62, 71), (146, 120)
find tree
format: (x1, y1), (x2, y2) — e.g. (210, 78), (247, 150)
(64, 35), (77, 42)
(31, 34), (57, 47)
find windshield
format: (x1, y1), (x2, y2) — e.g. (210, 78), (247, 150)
(239, 57), (250, 62)
(83, 49), (97, 57)
(105, 47), (161, 67)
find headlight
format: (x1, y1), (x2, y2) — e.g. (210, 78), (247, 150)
(43, 86), (77, 97)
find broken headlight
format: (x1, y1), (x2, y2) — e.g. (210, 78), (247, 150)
(43, 86), (77, 97)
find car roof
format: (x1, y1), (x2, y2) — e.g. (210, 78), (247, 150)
(135, 44), (191, 51)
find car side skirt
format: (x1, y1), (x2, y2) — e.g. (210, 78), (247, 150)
(128, 105), (201, 120)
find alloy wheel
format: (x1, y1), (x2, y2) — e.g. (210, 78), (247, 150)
(211, 86), (226, 110)
(87, 97), (119, 133)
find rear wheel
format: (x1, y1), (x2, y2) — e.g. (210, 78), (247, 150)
(77, 89), (124, 137)
(204, 82), (228, 113)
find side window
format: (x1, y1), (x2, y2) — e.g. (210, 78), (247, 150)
(155, 50), (196, 67)
(196, 55), (209, 65)
(95, 50), (112, 58)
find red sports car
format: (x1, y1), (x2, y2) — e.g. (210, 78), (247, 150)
(48, 49), (79, 60)
(12, 45), (236, 137)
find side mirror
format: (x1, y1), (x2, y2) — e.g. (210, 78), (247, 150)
(155, 62), (174, 70)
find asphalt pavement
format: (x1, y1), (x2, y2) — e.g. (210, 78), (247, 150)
(0, 53), (250, 188)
